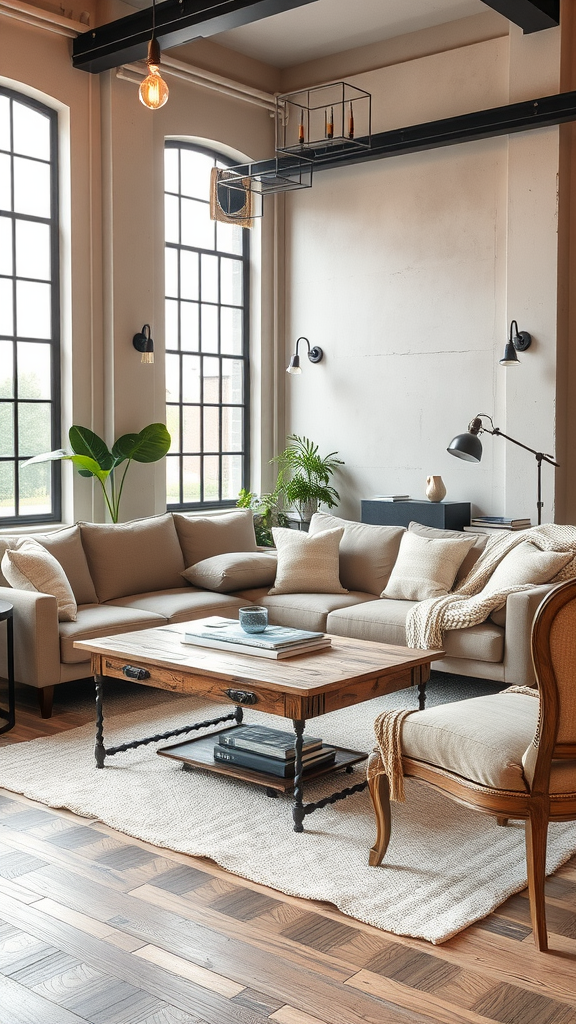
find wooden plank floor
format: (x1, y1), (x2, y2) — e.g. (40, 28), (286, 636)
(1, 679), (576, 1024)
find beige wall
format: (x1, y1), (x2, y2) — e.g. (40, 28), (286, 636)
(0, 7), (569, 527)
(283, 25), (562, 524)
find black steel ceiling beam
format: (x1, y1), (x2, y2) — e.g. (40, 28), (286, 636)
(227, 89), (576, 178)
(479, 0), (559, 33)
(72, 0), (318, 73)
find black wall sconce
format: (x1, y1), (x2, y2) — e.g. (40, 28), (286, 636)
(499, 320), (532, 365)
(133, 324), (154, 364)
(286, 336), (323, 375)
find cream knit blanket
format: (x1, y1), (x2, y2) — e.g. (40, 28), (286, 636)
(405, 524), (576, 651)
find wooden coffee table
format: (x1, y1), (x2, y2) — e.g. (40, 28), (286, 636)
(74, 625), (444, 832)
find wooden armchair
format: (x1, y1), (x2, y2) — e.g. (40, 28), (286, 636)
(368, 578), (576, 951)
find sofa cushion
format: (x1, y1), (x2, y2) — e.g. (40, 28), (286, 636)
(181, 551), (277, 593)
(79, 514), (186, 603)
(408, 521), (487, 583)
(327, 600), (504, 662)
(401, 691), (537, 791)
(382, 531), (475, 601)
(483, 542), (571, 599)
(309, 511), (404, 595)
(61, 604), (166, 663)
(107, 588), (246, 623)
(0, 524), (97, 604)
(174, 509), (257, 567)
(269, 526), (347, 596)
(248, 591), (376, 632)
(2, 540), (78, 622)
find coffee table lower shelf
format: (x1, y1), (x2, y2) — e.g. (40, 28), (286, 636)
(157, 728), (368, 794)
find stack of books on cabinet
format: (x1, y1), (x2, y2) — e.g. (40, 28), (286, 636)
(181, 617), (331, 659)
(213, 724), (337, 778)
(464, 516), (531, 535)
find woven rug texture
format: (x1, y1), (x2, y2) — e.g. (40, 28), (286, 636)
(1, 673), (575, 944)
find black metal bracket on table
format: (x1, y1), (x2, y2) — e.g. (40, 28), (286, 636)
(94, 673), (244, 768)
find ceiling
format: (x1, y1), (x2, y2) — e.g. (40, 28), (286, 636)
(123, 0), (489, 69)
(210, 0), (488, 69)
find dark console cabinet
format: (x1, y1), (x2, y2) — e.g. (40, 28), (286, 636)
(361, 499), (471, 531)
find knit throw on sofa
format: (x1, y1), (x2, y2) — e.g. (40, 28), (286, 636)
(405, 524), (576, 651)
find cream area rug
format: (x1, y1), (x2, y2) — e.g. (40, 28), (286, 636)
(1, 678), (576, 945)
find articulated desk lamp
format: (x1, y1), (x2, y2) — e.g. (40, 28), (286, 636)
(447, 414), (559, 526)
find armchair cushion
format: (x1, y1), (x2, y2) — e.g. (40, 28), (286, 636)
(401, 691), (538, 791)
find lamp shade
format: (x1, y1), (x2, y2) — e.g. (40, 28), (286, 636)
(499, 339), (519, 366)
(447, 430), (483, 462)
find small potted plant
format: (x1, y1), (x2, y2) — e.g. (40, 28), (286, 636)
(273, 434), (343, 525)
(236, 486), (288, 547)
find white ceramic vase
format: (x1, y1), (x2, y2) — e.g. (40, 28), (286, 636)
(425, 475), (446, 502)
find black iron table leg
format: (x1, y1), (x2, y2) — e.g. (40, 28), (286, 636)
(95, 674), (106, 768)
(292, 718), (305, 832)
(0, 605), (15, 735)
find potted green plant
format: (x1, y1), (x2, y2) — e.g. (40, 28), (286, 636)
(23, 423), (171, 523)
(273, 434), (344, 524)
(236, 486), (288, 547)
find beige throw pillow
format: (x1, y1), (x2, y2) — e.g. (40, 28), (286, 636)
(408, 521), (487, 584)
(484, 542), (571, 595)
(382, 531), (476, 601)
(0, 524), (97, 604)
(174, 509), (257, 567)
(309, 511), (404, 595)
(269, 526), (347, 596)
(182, 551), (277, 593)
(1, 539), (77, 621)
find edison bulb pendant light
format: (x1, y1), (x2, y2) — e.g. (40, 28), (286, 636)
(139, 37), (169, 110)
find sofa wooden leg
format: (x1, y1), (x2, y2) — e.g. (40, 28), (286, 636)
(38, 686), (54, 719)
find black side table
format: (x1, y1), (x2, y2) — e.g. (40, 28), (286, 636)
(0, 600), (15, 735)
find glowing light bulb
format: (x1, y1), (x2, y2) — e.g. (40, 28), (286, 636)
(139, 38), (169, 110)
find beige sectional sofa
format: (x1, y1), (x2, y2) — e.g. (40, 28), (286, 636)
(0, 508), (555, 718)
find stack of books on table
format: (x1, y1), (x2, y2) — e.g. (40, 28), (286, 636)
(213, 724), (337, 778)
(181, 616), (332, 659)
(371, 494), (410, 502)
(466, 516), (531, 534)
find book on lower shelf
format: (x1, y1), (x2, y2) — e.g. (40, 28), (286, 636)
(213, 741), (337, 777)
(217, 724), (322, 760)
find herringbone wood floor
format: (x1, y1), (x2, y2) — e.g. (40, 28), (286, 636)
(1, 680), (576, 1024)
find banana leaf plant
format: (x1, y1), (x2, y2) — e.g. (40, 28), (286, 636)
(23, 423), (171, 523)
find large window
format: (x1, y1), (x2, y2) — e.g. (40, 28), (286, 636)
(0, 88), (60, 524)
(164, 142), (249, 509)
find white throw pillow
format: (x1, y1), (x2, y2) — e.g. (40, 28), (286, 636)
(484, 542), (571, 594)
(1, 539), (77, 621)
(382, 531), (476, 601)
(269, 527), (347, 596)
(182, 551), (277, 593)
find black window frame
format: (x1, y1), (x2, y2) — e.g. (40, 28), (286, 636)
(0, 86), (61, 527)
(164, 140), (250, 512)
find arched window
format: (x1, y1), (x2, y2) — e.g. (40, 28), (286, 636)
(0, 87), (60, 524)
(164, 142), (249, 509)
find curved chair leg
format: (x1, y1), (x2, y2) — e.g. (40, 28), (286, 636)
(525, 803), (550, 952)
(368, 772), (391, 866)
